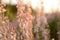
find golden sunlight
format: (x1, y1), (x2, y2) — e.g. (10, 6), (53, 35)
(2, 0), (60, 13)
(52, 0), (59, 12)
(30, 0), (41, 10)
(30, 0), (59, 13)
(23, 0), (30, 4)
(43, 0), (52, 13)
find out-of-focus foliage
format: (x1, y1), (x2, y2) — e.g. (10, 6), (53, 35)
(39, 30), (43, 40)
(5, 5), (17, 21)
(48, 15), (58, 40)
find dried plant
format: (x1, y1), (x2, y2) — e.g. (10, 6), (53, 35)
(16, 0), (34, 40)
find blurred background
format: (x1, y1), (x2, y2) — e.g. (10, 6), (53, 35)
(0, 0), (60, 40)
